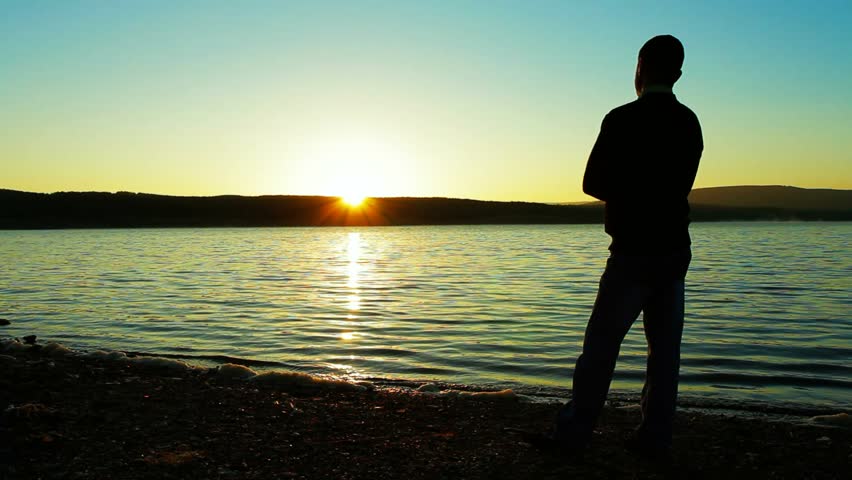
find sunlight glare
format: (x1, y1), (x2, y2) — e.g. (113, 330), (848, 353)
(342, 194), (366, 207)
(298, 132), (413, 201)
(346, 294), (361, 311)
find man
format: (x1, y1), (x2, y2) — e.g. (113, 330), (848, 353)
(540, 35), (703, 459)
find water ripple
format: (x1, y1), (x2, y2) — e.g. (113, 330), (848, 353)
(1, 223), (850, 408)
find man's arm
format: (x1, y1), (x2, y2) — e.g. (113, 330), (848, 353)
(677, 115), (704, 198)
(583, 114), (616, 201)
(683, 119), (704, 196)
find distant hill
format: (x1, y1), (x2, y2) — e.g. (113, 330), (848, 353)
(0, 190), (600, 228)
(1, 186), (849, 229)
(689, 186), (852, 211)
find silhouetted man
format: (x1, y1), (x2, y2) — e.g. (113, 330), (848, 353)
(541, 35), (703, 459)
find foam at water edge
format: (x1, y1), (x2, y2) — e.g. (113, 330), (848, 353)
(1, 338), (536, 399)
(217, 363), (257, 380)
(809, 413), (851, 427)
(415, 382), (517, 401)
(1, 338), (375, 393)
(248, 371), (366, 392)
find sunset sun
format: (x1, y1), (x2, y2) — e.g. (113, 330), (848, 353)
(341, 194), (366, 208)
(298, 133), (413, 206)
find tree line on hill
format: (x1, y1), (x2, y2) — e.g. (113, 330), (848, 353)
(1, 186), (849, 229)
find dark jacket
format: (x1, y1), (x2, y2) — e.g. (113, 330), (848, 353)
(583, 91), (703, 253)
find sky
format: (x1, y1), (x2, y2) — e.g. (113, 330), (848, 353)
(1, 0), (851, 202)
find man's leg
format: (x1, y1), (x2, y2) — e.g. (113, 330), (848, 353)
(637, 256), (688, 448)
(556, 256), (644, 444)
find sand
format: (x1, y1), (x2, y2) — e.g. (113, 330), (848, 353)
(0, 339), (849, 479)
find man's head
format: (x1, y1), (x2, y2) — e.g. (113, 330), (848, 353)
(635, 35), (684, 96)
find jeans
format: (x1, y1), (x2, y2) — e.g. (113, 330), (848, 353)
(556, 247), (691, 448)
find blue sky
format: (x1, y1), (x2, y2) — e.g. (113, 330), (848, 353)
(2, 0), (850, 201)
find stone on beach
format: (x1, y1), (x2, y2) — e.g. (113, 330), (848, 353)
(4, 403), (57, 419)
(416, 383), (442, 393)
(0, 319), (10, 326)
(42, 342), (73, 357)
(0, 339), (29, 353)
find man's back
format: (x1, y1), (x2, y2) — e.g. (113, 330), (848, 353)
(535, 35), (700, 458)
(583, 91), (703, 253)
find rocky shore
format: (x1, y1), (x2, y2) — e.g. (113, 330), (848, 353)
(1, 338), (849, 479)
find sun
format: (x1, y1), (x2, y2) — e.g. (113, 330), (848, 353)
(341, 194), (366, 208)
(300, 133), (409, 207)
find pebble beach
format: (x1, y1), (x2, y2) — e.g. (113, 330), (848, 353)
(1, 337), (849, 480)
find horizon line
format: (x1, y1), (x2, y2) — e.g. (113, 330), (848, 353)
(3, 184), (850, 205)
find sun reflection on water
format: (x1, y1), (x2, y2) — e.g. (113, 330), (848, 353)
(346, 263), (359, 289)
(343, 232), (361, 341)
(347, 296), (361, 312)
(347, 232), (361, 263)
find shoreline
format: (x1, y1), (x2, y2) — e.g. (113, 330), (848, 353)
(2, 334), (849, 418)
(2, 338), (850, 479)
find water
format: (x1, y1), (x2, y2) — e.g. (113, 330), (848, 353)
(1, 223), (850, 410)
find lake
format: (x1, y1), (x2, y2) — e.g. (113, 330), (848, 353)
(1, 223), (850, 410)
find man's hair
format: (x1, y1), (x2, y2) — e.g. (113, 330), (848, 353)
(639, 35), (684, 83)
